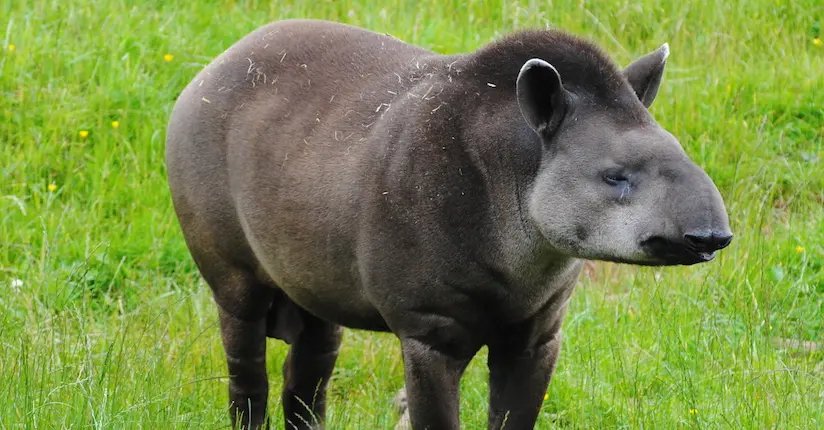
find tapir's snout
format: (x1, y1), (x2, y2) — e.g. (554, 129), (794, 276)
(638, 160), (733, 266)
(641, 230), (732, 265)
(675, 229), (733, 264)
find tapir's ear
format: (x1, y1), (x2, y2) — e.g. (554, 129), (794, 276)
(516, 58), (569, 137)
(623, 43), (669, 108)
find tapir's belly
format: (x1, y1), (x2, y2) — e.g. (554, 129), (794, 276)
(277, 242), (387, 331)
(242, 215), (389, 330)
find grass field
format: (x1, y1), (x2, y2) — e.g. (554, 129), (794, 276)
(2, 0), (823, 428)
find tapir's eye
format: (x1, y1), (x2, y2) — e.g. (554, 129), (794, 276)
(603, 172), (629, 186)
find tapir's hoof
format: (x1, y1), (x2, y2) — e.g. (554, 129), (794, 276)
(392, 387), (407, 414)
(393, 387), (410, 430)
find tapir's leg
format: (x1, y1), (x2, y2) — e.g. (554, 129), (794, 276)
(486, 331), (563, 430)
(281, 308), (343, 429)
(213, 273), (276, 430)
(399, 338), (475, 430)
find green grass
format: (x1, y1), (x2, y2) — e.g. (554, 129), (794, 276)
(2, 0), (823, 428)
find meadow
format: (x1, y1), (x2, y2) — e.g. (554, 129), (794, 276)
(1, 0), (823, 428)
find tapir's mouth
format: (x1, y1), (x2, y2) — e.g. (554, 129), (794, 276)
(639, 237), (717, 266)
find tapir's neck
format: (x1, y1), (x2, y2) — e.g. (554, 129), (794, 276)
(484, 220), (584, 318)
(491, 201), (582, 290)
(455, 90), (580, 290)
(403, 53), (583, 298)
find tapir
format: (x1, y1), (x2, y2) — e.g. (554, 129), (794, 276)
(165, 19), (732, 430)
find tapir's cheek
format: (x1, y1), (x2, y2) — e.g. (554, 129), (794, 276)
(574, 225), (589, 242)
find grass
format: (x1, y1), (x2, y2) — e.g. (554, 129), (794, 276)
(1, 0), (823, 428)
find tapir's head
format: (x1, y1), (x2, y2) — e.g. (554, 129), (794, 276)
(517, 43), (732, 266)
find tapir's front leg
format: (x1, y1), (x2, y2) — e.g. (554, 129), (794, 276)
(400, 337), (476, 430)
(486, 330), (563, 430)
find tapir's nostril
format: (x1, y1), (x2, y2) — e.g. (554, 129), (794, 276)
(684, 231), (733, 252)
(717, 234), (733, 249)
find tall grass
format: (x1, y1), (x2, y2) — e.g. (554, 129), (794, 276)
(1, 0), (822, 428)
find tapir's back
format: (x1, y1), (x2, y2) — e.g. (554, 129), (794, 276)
(165, 20), (437, 327)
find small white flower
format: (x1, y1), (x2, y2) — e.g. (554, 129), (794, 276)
(10, 279), (23, 288)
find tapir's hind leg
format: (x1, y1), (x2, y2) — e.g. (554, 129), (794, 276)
(212, 272), (275, 430)
(280, 308), (343, 429)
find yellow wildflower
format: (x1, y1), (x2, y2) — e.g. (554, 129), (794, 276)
(544, 393), (549, 400)
(813, 38), (822, 47)
(163, 53), (174, 62)
(111, 120), (120, 129)
(7, 44), (15, 52)
(795, 246), (804, 253)
(689, 408), (698, 415)
(47, 183), (57, 192)
(79, 130), (89, 138)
